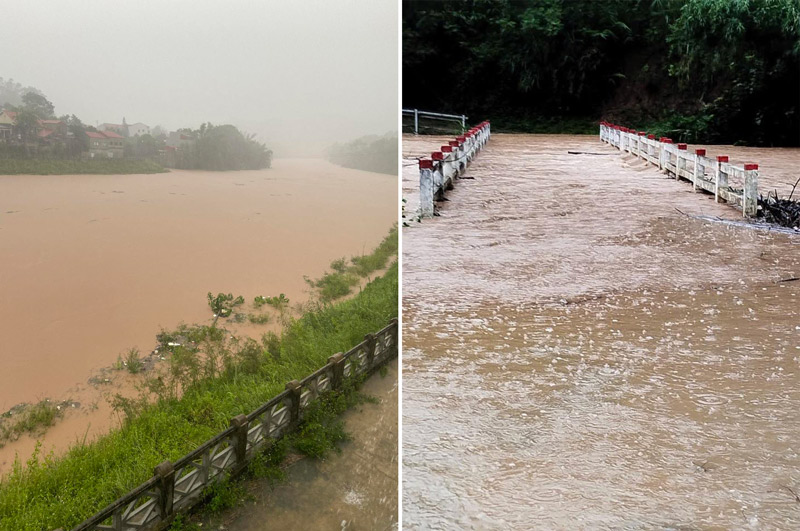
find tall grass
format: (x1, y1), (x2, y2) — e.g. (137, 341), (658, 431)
(0, 262), (397, 530)
(0, 158), (166, 175)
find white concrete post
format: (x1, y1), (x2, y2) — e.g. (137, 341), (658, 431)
(715, 155), (728, 203)
(441, 145), (454, 184)
(647, 134), (656, 163)
(419, 160), (434, 218)
(743, 163), (759, 217)
(676, 143), (688, 180)
(693, 149), (706, 190)
(432, 152), (445, 192)
(660, 138), (673, 172)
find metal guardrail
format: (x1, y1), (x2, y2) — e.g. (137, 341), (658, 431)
(599, 123), (759, 217)
(66, 319), (398, 531)
(402, 109), (467, 135)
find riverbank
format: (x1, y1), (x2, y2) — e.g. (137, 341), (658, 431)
(0, 158), (166, 175)
(0, 259), (397, 530)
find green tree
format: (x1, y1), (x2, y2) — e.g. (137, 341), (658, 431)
(22, 92), (55, 118)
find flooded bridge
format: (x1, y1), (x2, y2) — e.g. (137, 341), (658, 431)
(402, 133), (800, 528)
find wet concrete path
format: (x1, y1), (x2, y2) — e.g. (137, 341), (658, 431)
(209, 360), (397, 530)
(402, 134), (800, 529)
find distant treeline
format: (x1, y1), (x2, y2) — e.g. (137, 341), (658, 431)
(326, 133), (398, 175)
(403, 0), (800, 146)
(168, 123), (273, 171)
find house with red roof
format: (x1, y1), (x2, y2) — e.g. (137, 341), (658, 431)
(35, 119), (67, 144)
(86, 130), (125, 158)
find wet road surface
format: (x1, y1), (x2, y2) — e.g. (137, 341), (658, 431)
(402, 133), (800, 529)
(209, 360), (398, 530)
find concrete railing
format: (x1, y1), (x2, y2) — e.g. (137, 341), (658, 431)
(599, 122), (759, 217)
(65, 319), (398, 531)
(417, 121), (491, 218)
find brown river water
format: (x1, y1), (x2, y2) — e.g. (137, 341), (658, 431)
(0, 159), (396, 473)
(402, 134), (800, 529)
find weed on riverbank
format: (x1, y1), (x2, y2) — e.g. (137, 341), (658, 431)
(0, 258), (397, 530)
(306, 225), (398, 301)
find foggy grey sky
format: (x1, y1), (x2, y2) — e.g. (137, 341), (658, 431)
(1, 0), (397, 156)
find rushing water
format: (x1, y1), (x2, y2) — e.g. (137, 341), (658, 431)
(0, 159), (396, 471)
(402, 134), (800, 528)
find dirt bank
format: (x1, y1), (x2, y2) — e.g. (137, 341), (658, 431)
(402, 133), (800, 528)
(0, 158), (396, 472)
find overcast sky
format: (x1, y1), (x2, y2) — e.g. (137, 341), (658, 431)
(0, 0), (397, 156)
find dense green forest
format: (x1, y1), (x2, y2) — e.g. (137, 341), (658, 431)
(327, 132), (398, 175)
(403, 0), (800, 146)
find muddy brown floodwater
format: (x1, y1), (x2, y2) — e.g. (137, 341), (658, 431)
(402, 134), (800, 529)
(0, 159), (396, 473)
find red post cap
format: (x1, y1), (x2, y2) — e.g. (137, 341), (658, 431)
(663, 138), (673, 144)
(441, 146), (453, 153)
(695, 149), (706, 156)
(639, 131), (646, 136)
(677, 143), (687, 150)
(717, 155), (729, 163)
(449, 140), (459, 147)
(431, 152), (444, 161)
(744, 163), (758, 170)
(457, 136), (466, 142)
(419, 159), (433, 169)
(647, 134), (655, 139)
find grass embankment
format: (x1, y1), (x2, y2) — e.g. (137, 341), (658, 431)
(0, 259), (397, 530)
(307, 225), (398, 301)
(0, 158), (167, 175)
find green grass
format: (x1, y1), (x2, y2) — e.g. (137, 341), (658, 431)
(307, 225), (398, 302)
(0, 261), (397, 530)
(0, 158), (167, 175)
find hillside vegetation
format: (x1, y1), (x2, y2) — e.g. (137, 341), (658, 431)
(403, 0), (799, 146)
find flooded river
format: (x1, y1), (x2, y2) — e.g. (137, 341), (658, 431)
(0, 159), (396, 472)
(402, 134), (800, 528)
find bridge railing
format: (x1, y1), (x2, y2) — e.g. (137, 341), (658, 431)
(67, 319), (398, 531)
(416, 121), (491, 218)
(599, 123), (759, 217)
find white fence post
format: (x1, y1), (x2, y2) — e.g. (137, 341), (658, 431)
(419, 160), (434, 218)
(743, 163), (759, 217)
(693, 149), (706, 190)
(676, 143), (688, 180)
(715, 155), (728, 203)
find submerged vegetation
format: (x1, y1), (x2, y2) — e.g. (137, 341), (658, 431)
(0, 242), (397, 529)
(0, 401), (65, 449)
(306, 225), (398, 301)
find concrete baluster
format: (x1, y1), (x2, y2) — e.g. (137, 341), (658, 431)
(676, 143), (687, 180)
(419, 159), (434, 218)
(743, 163), (758, 217)
(715, 155), (729, 203)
